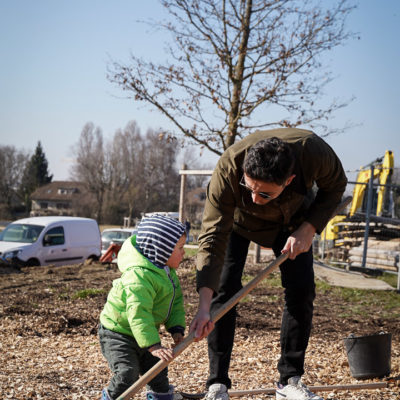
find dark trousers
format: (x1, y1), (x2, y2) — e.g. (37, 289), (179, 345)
(99, 324), (170, 399)
(206, 230), (316, 388)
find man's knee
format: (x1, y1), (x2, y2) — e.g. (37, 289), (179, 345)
(283, 285), (315, 321)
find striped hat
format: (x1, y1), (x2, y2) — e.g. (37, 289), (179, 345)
(136, 214), (186, 268)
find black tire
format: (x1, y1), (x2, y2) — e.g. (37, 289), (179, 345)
(26, 258), (40, 267)
(85, 255), (99, 264)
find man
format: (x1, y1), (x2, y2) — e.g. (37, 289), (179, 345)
(189, 128), (347, 400)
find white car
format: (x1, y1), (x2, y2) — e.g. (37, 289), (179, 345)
(101, 228), (137, 255)
(0, 216), (101, 267)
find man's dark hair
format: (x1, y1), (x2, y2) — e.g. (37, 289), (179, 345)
(243, 137), (295, 185)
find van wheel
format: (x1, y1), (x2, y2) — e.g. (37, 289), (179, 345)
(85, 255), (99, 265)
(26, 258), (40, 267)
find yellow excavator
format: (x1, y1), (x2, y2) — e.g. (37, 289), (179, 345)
(348, 150), (394, 217)
(322, 150), (395, 244)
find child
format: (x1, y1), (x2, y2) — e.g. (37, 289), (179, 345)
(99, 215), (187, 400)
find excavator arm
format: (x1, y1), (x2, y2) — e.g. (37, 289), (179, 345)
(376, 150), (394, 216)
(349, 150), (394, 217)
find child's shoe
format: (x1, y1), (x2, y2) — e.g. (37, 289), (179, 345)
(146, 385), (175, 400)
(101, 388), (112, 400)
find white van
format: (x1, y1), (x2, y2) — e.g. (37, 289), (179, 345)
(0, 216), (101, 267)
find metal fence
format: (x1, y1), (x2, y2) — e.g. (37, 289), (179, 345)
(317, 177), (400, 290)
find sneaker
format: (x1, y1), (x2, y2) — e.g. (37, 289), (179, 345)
(205, 383), (229, 400)
(276, 376), (323, 400)
(101, 388), (112, 400)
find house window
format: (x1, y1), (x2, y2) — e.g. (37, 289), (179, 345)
(56, 203), (69, 209)
(40, 202), (48, 209)
(58, 188), (78, 195)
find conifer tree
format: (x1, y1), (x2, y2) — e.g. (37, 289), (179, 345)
(21, 141), (53, 211)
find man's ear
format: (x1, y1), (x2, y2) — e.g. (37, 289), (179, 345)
(286, 174), (296, 186)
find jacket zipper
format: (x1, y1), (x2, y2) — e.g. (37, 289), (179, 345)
(163, 266), (176, 322)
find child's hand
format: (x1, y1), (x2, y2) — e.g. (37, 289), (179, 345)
(172, 332), (184, 347)
(148, 344), (174, 362)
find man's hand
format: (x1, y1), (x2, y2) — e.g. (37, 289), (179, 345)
(189, 287), (215, 341)
(189, 309), (214, 341)
(148, 344), (174, 362)
(281, 221), (316, 260)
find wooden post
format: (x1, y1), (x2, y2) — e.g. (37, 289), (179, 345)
(254, 243), (261, 263)
(179, 164), (187, 222)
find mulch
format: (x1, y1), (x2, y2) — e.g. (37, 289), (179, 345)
(0, 258), (399, 399)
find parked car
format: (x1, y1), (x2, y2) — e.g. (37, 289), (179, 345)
(143, 211), (179, 220)
(0, 216), (101, 267)
(101, 228), (137, 255)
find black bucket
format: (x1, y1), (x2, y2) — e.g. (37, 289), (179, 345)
(343, 332), (392, 379)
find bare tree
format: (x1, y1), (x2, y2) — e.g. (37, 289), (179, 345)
(181, 146), (213, 189)
(141, 129), (180, 212)
(109, 0), (356, 155)
(0, 146), (29, 218)
(71, 121), (181, 224)
(106, 120), (145, 222)
(70, 123), (109, 223)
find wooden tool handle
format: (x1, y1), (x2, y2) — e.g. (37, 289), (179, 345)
(117, 253), (288, 400)
(117, 196), (352, 399)
(180, 381), (389, 398)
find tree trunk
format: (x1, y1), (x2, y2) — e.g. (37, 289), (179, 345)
(226, 0), (252, 150)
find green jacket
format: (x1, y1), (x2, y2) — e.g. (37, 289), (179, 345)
(100, 235), (186, 348)
(196, 128), (347, 292)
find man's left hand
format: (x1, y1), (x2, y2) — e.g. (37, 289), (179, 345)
(281, 221), (316, 260)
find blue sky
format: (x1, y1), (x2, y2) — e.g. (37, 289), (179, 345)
(0, 0), (399, 181)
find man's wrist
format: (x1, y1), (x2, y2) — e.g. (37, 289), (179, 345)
(198, 287), (213, 312)
(302, 221), (316, 234)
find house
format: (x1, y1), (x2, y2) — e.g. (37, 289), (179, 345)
(30, 181), (90, 217)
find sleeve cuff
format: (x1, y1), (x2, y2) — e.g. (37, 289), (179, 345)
(145, 342), (161, 351)
(167, 326), (185, 335)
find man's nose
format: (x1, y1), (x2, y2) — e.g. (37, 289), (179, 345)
(252, 192), (265, 204)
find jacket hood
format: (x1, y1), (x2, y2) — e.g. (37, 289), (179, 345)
(136, 214), (185, 268)
(117, 235), (158, 273)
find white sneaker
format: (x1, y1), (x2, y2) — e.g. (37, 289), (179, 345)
(276, 376), (323, 400)
(205, 384), (229, 400)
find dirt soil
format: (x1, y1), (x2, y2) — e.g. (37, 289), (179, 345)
(0, 258), (399, 400)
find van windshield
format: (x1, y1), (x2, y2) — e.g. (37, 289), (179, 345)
(0, 224), (44, 243)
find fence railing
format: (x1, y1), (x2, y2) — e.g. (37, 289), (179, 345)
(317, 179), (400, 291)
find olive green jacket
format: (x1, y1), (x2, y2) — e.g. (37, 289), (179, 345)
(196, 128), (347, 292)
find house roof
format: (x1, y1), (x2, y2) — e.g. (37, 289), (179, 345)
(31, 181), (87, 202)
